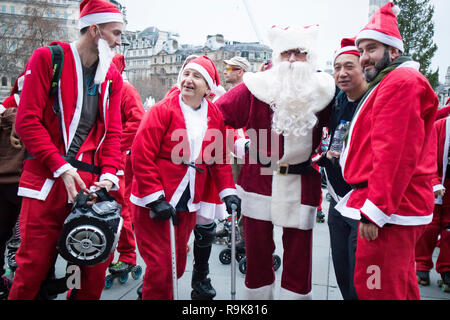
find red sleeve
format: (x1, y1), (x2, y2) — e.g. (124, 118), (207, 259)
(130, 101), (169, 201)
(15, 47), (68, 174)
(215, 83), (252, 129)
(120, 82), (145, 152)
(436, 106), (450, 121)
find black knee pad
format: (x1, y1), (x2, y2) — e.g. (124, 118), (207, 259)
(194, 223), (216, 247)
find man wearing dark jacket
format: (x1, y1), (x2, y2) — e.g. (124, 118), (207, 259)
(316, 37), (367, 300)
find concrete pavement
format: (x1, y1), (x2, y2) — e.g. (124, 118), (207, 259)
(50, 189), (449, 300)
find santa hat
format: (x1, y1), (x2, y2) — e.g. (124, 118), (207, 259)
(78, 0), (123, 30)
(268, 25), (319, 59)
(356, 1), (404, 52)
(334, 37), (360, 62)
(112, 53), (126, 74)
(183, 56), (220, 95)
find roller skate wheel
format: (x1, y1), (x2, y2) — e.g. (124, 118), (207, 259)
(119, 272), (129, 284)
(105, 274), (114, 289)
(219, 249), (232, 265)
(236, 252), (245, 263)
(131, 265), (143, 280)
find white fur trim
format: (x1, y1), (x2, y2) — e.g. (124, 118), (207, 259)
(334, 46), (359, 62)
(268, 25), (319, 58)
(0, 105), (5, 114)
(361, 199), (433, 227)
(78, 12), (123, 30)
(99, 173), (119, 191)
(243, 283), (275, 300)
(335, 190), (361, 220)
(219, 188), (237, 200)
(18, 178), (55, 201)
(279, 287), (312, 300)
(53, 163), (74, 178)
(197, 201), (227, 221)
(68, 42), (84, 153)
(183, 62), (218, 94)
(271, 173), (316, 230)
(116, 170), (125, 176)
(234, 138), (249, 159)
(236, 184), (272, 222)
(356, 29), (404, 52)
(130, 190), (165, 208)
(434, 184), (445, 205)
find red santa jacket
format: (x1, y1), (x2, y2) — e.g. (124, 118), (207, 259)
(432, 117), (450, 206)
(120, 81), (145, 154)
(338, 62), (438, 227)
(130, 90), (236, 210)
(15, 41), (123, 200)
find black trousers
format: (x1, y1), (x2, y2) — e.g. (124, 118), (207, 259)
(0, 183), (22, 275)
(327, 197), (358, 300)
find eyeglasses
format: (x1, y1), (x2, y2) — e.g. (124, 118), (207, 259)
(224, 67), (242, 72)
(280, 49), (308, 58)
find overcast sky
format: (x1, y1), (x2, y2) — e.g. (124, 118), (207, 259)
(119, 0), (449, 83)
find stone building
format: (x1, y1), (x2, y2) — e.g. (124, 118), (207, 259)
(0, 0), (81, 101)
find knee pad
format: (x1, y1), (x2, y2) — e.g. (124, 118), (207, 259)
(194, 223), (216, 247)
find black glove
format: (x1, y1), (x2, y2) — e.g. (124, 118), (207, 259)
(222, 195), (242, 219)
(147, 196), (178, 225)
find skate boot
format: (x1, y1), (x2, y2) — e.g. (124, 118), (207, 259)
(316, 209), (325, 223)
(416, 270), (430, 286)
(136, 282), (143, 300)
(438, 271), (450, 293)
(0, 275), (12, 300)
(105, 261), (143, 289)
(191, 269), (216, 300)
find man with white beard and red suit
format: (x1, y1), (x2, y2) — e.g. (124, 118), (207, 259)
(130, 56), (240, 300)
(215, 25), (336, 299)
(335, 2), (438, 299)
(8, 0), (124, 300)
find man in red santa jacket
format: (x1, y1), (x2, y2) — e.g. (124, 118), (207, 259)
(107, 54), (145, 275)
(130, 56), (240, 300)
(215, 25), (336, 299)
(335, 2), (439, 299)
(8, 0), (124, 300)
(415, 116), (450, 290)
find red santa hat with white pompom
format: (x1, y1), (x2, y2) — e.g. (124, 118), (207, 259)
(78, 0), (123, 30)
(183, 56), (221, 95)
(356, 1), (404, 52)
(333, 37), (360, 62)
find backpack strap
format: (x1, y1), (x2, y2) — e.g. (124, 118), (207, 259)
(48, 44), (64, 115)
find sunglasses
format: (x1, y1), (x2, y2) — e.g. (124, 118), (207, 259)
(280, 49), (308, 58)
(224, 67), (242, 72)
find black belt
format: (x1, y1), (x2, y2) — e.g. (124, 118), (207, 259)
(350, 181), (368, 190)
(26, 153), (101, 175)
(276, 160), (314, 176)
(159, 157), (204, 173)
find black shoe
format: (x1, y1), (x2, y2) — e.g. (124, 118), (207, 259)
(191, 278), (216, 300)
(416, 270), (430, 286)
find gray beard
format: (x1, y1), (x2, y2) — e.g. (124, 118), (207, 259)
(363, 48), (391, 82)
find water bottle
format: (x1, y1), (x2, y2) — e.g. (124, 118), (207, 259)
(330, 120), (349, 153)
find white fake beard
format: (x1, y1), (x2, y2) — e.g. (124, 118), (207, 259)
(94, 38), (115, 84)
(269, 61), (319, 137)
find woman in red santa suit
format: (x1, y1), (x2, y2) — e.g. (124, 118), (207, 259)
(130, 56), (240, 300)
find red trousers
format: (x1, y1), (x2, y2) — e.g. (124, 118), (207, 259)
(110, 155), (137, 265)
(243, 216), (313, 295)
(132, 205), (196, 300)
(354, 224), (424, 300)
(8, 178), (112, 300)
(416, 204), (450, 274)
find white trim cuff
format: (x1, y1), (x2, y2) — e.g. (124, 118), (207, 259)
(53, 163), (74, 178)
(219, 188), (237, 200)
(130, 190), (165, 208)
(99, 173), (120, 191)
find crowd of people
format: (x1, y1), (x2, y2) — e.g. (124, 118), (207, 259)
(0, 0), (449, 300)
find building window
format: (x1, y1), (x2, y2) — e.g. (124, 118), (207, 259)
(2, 77), (7, 86)
(10, 6), (15, 14)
